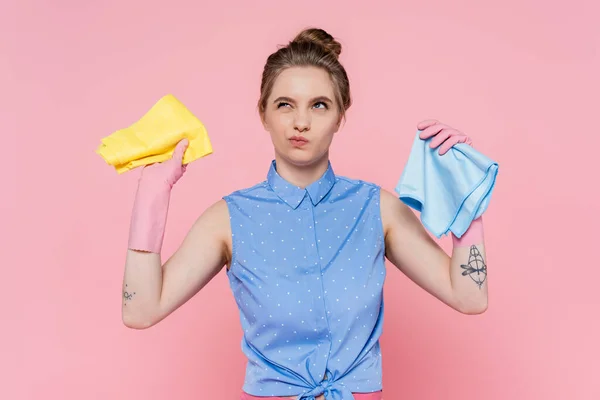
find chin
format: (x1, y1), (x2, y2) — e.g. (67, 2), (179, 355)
(287, 152), (316, 166)
(279, 148), (323, 167)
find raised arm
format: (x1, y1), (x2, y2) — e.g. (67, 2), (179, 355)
(380, 188), (488, 314)
(119, 139), (231, 329)
(121, 199), (230, 329)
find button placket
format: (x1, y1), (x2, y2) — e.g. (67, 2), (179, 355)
(305, 203), (333, 379)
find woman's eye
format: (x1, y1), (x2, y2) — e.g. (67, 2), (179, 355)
(277, 101), (327, 109)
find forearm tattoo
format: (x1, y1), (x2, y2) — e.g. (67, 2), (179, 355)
(460, 245), (487, 289)
(123, 284), (136, 306)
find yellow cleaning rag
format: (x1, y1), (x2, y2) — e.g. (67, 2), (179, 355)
(96, 94), (213, 174)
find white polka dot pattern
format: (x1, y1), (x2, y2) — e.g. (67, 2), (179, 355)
(223, 161), (386, 399)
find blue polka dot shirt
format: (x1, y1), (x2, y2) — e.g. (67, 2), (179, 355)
(223, 160), (386, 399)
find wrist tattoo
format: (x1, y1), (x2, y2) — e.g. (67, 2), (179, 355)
(460, 245), (487, 289)
(123, 284), (136, 305)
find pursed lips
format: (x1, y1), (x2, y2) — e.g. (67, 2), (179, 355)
(289, 135), (308, 142)
(289, 136), (309, 147)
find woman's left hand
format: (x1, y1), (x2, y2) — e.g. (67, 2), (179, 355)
(417, 119), (473, 155)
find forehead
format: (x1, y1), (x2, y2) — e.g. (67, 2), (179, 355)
(270, 66), (335, 100)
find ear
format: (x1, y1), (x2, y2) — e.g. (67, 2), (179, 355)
(334, 113), (343, 132)
(260, 110), (269, 131)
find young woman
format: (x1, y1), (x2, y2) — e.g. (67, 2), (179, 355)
(121, 28), (488, 400)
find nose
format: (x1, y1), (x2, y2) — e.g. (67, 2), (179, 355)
(294, 110), (311, 132)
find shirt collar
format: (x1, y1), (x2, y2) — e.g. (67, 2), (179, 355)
(266, 160), (336, 209)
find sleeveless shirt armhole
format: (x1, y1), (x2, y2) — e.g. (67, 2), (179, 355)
(222, 195), (237, 272)
(374, 185), (386, 248)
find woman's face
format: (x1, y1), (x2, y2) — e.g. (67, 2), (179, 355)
(261, 66), (342, 167)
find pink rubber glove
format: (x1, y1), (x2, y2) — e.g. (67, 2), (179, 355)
(417, 119), (473, 155)
(128, 139), (189, 253)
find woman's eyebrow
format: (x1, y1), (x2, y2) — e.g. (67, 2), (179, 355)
(311, 96), (333, 104)
(273, 96), (334, 104)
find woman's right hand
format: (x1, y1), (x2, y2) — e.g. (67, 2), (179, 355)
(139, 138), (189, 189)
(128, 138), (189, 254)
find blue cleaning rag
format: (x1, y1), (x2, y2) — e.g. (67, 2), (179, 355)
(395, 130), (499, 239)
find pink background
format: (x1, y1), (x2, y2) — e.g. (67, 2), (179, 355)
(4, 0), (599, 399)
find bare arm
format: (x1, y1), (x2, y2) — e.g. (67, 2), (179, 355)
(380, 188), (488, 314)
(121, 199), (231, 329)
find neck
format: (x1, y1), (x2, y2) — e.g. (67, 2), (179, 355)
(274, 152), (330, 189)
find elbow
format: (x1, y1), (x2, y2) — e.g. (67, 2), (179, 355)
(458, 301), (488, 315)
(122, 319), (154, 330)
(453, 290), (488, 315)
(122, 312), (157, 330)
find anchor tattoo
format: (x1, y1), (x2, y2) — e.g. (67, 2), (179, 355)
(460, 245), (487, 289)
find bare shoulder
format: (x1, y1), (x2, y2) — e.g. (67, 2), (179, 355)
(379, 188), (410, 212)
(378, 188), (416, 234)
(183, 198), (232, 261)
(195, 198), (231, 236)
(379, 187), (399, 208)
(202, 198), (231, 221)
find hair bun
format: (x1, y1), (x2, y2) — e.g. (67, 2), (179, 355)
(292, 28), (342, 58)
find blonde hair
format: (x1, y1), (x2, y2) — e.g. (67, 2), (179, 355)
(258, 28), (351, 119)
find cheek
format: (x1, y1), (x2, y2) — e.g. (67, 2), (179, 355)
(316, 115), (340, 135)
(266, 112), (292, 135)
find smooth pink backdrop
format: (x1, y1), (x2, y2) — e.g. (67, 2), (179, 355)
(5, 1), (599, 399)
